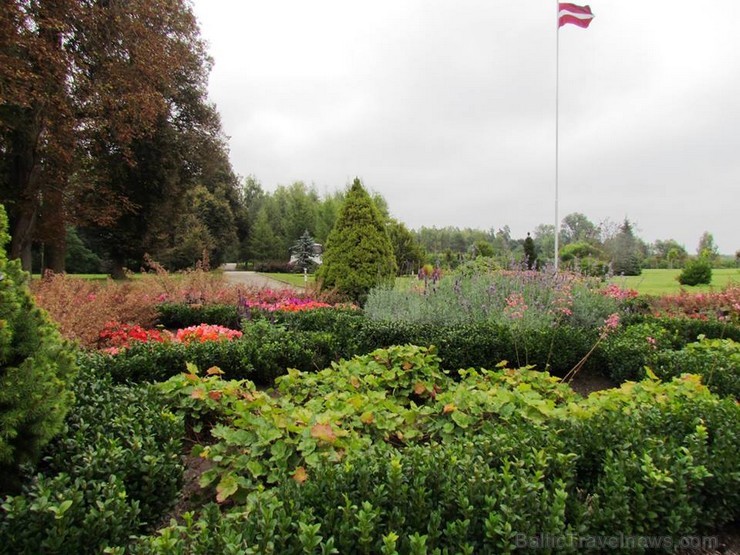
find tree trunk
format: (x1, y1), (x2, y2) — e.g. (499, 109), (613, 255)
(6, 111), (43, 269)
(44, 240), (66, 274)
(110, 259), (127, 280)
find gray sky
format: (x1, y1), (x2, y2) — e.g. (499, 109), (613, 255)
(191, 1), (739, 254)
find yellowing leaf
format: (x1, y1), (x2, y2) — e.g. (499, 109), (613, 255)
(292, 466), (308, 484)
(184, 373), (199, 382)
(216, 473), (238, 503)
(208, 390), (222, 401)
(402, 361), (413, 371)
(191, 388), (206, 400)
(206, 366), (225, 376)
(360, 411), (374, 425)
(443, 403), (457, 414)
(310, 423), (337, 443)
(413, 382), (427, 395)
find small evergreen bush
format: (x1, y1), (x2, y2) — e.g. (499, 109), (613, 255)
(0, 365), (184, 553)
(678, 258), (712, 286)
(0, 205), (77, 492)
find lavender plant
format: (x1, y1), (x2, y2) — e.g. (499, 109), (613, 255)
(365, 269), (622, 331)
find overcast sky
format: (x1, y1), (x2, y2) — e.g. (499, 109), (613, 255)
(191, 1), (739, 254)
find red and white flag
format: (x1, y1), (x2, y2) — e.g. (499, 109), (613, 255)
(558, 3), (594, 28)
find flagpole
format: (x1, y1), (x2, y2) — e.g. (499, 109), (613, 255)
(554, 1), (560, 271)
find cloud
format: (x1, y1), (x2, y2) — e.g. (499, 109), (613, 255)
(194, 0), (740, 253)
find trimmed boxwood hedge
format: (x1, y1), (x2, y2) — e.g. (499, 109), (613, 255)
(0, 364), (184, 554)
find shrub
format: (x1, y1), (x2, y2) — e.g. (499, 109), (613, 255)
(156, 302), (240, 329)
(127, 358), (740, 553)
(0, 205), (77, 492)
(84, 320), (323, 385)
(0, 473), (140, 554)
(650, 337), (739, 399)
(318, 178), (397, 304)
(563, 376), (740, 534)
(0, 365), (184, 553)
(595, 322), (671, 383)
(646, 285), (739, 324)
(31, 268), (242, 347)
(364, 270), (621, 331)
(678, 258), (712, 286)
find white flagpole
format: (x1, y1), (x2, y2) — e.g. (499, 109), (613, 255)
(554, 1), (560, 271)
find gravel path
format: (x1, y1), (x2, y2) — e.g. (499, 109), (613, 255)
(222, 271), (300, 291)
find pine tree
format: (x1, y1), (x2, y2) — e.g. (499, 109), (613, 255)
(523, 233), (537, 270)
(0, 205), (77, 492)
(291, 230), (317, 272)
(317, 179), (397, 303)
(611, 218), (642, 276)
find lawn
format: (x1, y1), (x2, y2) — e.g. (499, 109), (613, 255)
(610, 268), (739, 295)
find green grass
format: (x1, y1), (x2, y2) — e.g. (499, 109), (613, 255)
(610, 268), (739, 296)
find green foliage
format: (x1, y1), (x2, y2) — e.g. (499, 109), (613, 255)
(0, 365), (184, 553)
(563, 375), (740, 534)
(387, 219), (424, 276)
(0, 205), (77, 491)
(624, 315), (740, 345)
(365, 270), (619, 330)
(610, 218), (642, 276)
(290, 229), (317, 271)
(63, 226), (103, 274)
(1, 474), (140, 554)
(318, 179), (397, 303)
(523, 233), (536, 270)
(156, 345), (576, 505)
(596, 322), (671, 383)
(129, 350), (740, 553)
(678, 258), (712, 286)
(156, 302), (240, 329)
(83, 320), (325, 386)
(650, 337), (739, 399)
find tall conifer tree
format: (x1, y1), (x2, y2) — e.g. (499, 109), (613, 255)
(318, 179), (396, 303)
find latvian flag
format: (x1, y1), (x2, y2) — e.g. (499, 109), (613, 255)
(558, 3), (594, 28)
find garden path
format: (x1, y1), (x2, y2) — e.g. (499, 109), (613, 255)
(222, 270), (299, 291)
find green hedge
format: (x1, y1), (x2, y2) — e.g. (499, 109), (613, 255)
(83, 321), (328, 385)
(91, 307), (740, 391)
(649, 337), (739, 399)
(156, 302), (241, 329)
(124, 372), (740, 554)
(0, 365), (184, 554)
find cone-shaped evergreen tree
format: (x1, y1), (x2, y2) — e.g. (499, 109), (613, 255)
(291, 230), (317, 271)
(0, 205), (77, 492)
(318, 178), (396, 303)
(611, 218), (642, 276)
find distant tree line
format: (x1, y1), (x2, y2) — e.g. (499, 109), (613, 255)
(0, 3), (731, 278)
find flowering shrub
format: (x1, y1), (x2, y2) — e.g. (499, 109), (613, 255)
(32, 270), (243, 348)
(648, 285), (740, 323)
(600, 283), (639, 301)
(98, 322), (172, 354)
(239, 288), (332, 315)
(98, 322), (242, 353)
(175, 324), (243, 345)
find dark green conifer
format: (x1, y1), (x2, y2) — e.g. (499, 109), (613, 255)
(318, 179), (396, 303)
(0, 205), (77, 492)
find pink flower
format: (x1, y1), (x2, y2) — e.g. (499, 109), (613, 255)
(599, 313), (620, 336)
(504, 292), (528, 320)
